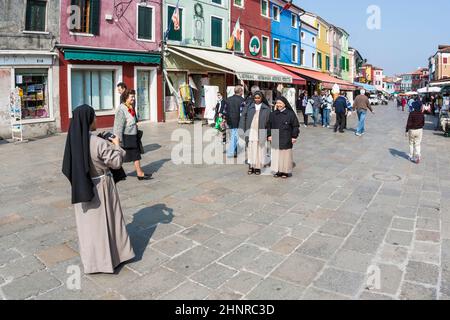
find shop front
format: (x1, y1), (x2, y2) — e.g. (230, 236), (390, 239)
(0, 51), (59, 139)
(281, 65), (357, 101)
(58, 47), (162, 132)
(164, 46), (294, 123)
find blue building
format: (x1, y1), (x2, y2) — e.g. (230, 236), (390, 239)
(270, 1), (303, 66)
(299, 19), (318, 69)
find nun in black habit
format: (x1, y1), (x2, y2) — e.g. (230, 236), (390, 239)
(268, 97), (300, 178)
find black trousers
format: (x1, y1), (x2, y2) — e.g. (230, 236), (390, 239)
(335, 112), (346, 132)
(300, 106), (309, 125)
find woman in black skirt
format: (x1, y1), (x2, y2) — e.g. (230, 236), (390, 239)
(114, 89), (151, 180)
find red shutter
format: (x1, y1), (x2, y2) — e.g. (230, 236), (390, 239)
(444, 57), (448, 64)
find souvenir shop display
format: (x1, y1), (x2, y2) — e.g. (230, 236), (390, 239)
(178, 83), (195, 124)
(204, 85), (219, 125)
(15, 70), (49, 119)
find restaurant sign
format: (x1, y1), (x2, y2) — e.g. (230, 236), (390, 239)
(236, 72), (292, 83)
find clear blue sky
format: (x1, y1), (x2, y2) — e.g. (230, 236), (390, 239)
(295, 0), (450, 76)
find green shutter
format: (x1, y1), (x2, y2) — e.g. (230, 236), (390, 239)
(262, 38), (267, 56)
(138, 6), (153, 40)
(326, 56), (330, 71)
(25, 0), (47, 31)
(211, 17), (222, 47)
(168, 6), (182, 41)
(89, 0), (100, 35)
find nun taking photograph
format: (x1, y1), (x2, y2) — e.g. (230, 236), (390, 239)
(269, 97), (300, 179)
(239, 91), (271, 175)
(62, 105), (135, 274)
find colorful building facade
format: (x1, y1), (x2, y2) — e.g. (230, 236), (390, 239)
(270, 0), (302, 66)
(58, 0), (163, 131)
(299, 21), (318, 69)
(0, 0), (61, 139)
(230, 0), (272, 60)
(338, 28), (350, 82)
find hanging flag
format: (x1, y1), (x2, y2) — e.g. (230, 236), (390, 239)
(164, 0), (180, 41)
(226, 17), (241, 50)
(233, 17), (242, 42)
(280, 0), (293, 13)
(172, 2), (180, 31)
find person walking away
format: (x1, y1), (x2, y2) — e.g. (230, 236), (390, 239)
(224, 86), (245, 158)
(301, 92), (310, 127)
(240, 91), (271, 175)
(408, 96), (415, 112)
(114, 90), (151, 180)
(406, 101), (425, 164)
(269, 97), (300, 179)
(354, 89), (374, 136)
(62, 105), (135, 274)
(333, 92), (348, 133)
(401, 97), (407, 112)
(215, 92), (227, 144)
(397, 96), (402, 110)
(311, 91), (322, 127)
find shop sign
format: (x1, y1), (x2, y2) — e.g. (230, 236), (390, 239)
(249, 36), (261, 56)
(0, 55), (53, 66)
(237, 72), (292, 84)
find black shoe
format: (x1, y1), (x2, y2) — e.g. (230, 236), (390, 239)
(255, 169), (261, 176)
(137, 174), (152, 181)
(273, 172), (281, 178)
(248, 167), (255, 175)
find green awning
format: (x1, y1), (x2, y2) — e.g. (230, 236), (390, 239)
(64, 48), (160, 64)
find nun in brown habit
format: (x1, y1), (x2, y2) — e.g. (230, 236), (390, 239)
(269, 97), (300, 179)
(62, 105), (135, 274)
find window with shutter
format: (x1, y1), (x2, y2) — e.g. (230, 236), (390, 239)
(138, 5), (153, 40)
(167, 6), (183, 41)
(262, 36), (270, 58)
(211, 17), (223, 48)
(25, 0), (47, 32)
(70, 0), (99, 35)
(274, 39), (280, 59)
(326, 56), (330, 71)
(89, 0), (100, 35)
(317, 53), (322, 69)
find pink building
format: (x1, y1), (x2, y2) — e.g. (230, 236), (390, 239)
(58, 0), (163, 131)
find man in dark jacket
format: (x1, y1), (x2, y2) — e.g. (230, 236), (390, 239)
(224, 85), (245, 158)
(333, 92), (348, 133)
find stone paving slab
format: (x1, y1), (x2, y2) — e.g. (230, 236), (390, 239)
(1, 103), (450, 300)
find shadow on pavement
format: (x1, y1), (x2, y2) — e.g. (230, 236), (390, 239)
(126, 204), (174, 262)
(389, 148), (410, 160)
(141, 158), (171, 175)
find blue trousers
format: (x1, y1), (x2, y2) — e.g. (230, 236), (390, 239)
(356, 110), (367, 134)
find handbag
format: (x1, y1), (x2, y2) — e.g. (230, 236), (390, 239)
(111, 167), (127, 184)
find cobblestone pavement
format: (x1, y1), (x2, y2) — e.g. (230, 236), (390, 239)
(1, 102), (450, 300)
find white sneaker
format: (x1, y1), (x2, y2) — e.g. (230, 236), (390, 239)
(355, 132), (362, 137)
(304, 125), (307, 128)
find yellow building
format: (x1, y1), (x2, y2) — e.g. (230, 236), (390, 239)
(301, 12), (331, 74)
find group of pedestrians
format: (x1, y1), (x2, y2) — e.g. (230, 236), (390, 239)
(298, 91), (333, 128)
(219, 85), (300, 179)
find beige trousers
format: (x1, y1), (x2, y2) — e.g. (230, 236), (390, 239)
(408, 129), (423, 160)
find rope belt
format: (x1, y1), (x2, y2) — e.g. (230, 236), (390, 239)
(91, 172), (112, 180)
